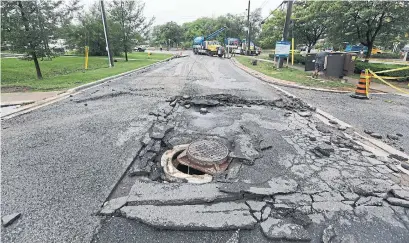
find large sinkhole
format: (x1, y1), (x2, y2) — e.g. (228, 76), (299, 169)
(161, 139), (232, 183)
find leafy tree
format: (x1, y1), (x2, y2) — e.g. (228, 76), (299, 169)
(1, 0), (80, 79)
(326, 1), (409, 58)
(62, 2), (123, 56)
(109, 0), (154, 61)
(292, 1), (328, 53)
(151, 21), (184, 48)
(258, 10), (286, 49)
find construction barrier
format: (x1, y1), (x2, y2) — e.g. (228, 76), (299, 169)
(351, 70), (371, 99)
(351, 66), (409, 98)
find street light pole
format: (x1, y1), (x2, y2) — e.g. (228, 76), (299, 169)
(100, 0), (114, 67)
(246, 0), (251, 56)
(278, 0), (293, 68)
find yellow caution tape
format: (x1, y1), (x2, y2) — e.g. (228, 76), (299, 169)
(374, 66), (409, 74)
(379, 76), (409, 80)
(368, 69), (409, 95)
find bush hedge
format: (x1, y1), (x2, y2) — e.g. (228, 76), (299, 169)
(268, 53), (305, 64)
(371, 53), (401, 59)
(354, 61), (409, 81)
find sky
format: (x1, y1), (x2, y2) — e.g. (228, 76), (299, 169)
(81, 0), (283, 25)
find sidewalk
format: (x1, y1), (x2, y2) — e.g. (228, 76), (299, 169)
(253, 57), (409, 96)
(1, 91), (60, 116)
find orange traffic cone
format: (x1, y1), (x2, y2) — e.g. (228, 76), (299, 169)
(351, 70), (371, 99)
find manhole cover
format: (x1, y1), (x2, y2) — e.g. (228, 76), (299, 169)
(187, 140), (229, 165)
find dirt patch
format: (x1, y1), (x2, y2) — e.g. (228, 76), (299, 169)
(1, 86), (33, 93)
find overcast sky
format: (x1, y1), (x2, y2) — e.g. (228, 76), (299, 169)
(82, 0), (283, 25)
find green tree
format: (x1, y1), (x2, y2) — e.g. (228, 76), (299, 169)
(62, 2), (122, 56)
(258, 10), (285, 49)
(109, 0), (154, 61)
(326, 1), (409, 58)
(151, 21), (183, 48)
(292, 1), (328, 53)
(1, 0), (80, 79)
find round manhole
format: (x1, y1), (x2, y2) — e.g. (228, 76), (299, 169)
(187, 140), (229, 165)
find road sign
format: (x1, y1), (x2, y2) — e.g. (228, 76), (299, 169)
(275, 41), (291, 57)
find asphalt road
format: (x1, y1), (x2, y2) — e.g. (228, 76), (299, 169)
(280, 88), (409, 153)
(1, 53), (284, 242)
(2, 53), (409, 243)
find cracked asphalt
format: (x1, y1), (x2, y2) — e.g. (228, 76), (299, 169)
(279, 88), (409, 153)
(2, 53), (409, 243)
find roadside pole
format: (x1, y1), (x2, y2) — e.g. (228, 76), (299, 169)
(291, 38), (294, 65)
(100, 0), (114, 67)
(247, 0), (251, 56)
(84, 46), (89, 69)
(278, 0), (293, 68)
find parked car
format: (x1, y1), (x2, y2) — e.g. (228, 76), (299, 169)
(134, 46), (146, 52)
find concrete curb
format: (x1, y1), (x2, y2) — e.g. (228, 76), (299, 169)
(1, 55), (177, 120)
(231, 57), (353, 94)
(268, 83), (409, 173)
(1, 100), (35, 107)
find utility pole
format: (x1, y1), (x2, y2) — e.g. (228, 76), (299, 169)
(278, 0), (293, 68)
(100, 0), (114, 67)
(246, 0), (251, 56)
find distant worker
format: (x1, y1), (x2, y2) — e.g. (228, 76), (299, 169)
(217, 46), (223, 58)
(313, 50), (330, 78)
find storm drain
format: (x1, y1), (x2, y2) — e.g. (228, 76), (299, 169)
(161, 140), (232, 183)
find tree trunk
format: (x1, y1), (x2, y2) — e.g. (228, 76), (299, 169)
(365, 42), (373, 60)
(32, 51), (43, 79)
(124, 48), (128, 62)
(18, 1), (43, 79)
(307, 46), (311, 53)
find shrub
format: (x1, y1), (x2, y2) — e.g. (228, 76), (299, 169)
(355, 61), (409, 81)
(371, 53), (401, 59)
(293, 54), (306, 65)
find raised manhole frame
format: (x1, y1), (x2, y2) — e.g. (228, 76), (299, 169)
(161, 144), (213, 184)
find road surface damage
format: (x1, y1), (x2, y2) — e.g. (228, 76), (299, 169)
(100, 92), (409, 242)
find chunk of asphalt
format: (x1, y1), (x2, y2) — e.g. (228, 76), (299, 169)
(230, 134), (259, 163)
(149, 124), (174, 140)
(312, 202), (353, 213)
(127, 180), (239, 205)
(388, 154), (409, 162)
(386, 163), (400, 173)
(364, 130), (373, 135)
(355, 196), (383, 207)
(274, 193), (312, 206)
(120, 202), (257, 230)
(100, 197), (128, 215)
(200, 108), (208, 114)
(1, 213), (21, 227)
(312, 191), (344, 202)
(298, 111), (312, 117)
(370, 133), (383, 139)
(190, 99), (219, 107)
(387, 134), (399, 140)
(219, 177), (298, 196)
(391, 189), (409, 201)
(261, 206), (271, 221)
(386, 197), (409, 208)
(260, 218), (311, 241)
(396, 133), (403, 137)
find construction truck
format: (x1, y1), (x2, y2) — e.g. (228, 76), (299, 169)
(239, 39), (261, 56)
(193, 26), (227, 57)
(225, 38), (241, 54)
(344, 43), (382, 55)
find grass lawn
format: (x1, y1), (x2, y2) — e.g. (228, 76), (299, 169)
(235, 56), (354, 90)
(1, 52), (172, 92)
